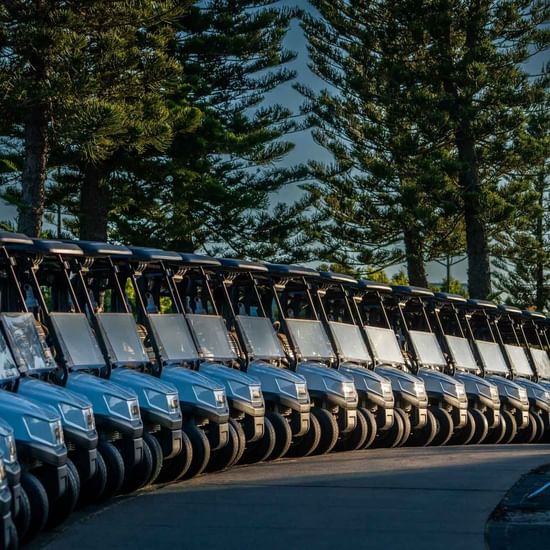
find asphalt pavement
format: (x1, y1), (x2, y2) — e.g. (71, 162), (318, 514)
(37, 444), (550, 550)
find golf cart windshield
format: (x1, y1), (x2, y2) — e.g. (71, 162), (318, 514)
(445, 335), (478, 370)
(328, 321), (371, 362)
(475, 340), (509, 374)
(285, 319), (335, 360)
(49, 313), (106, 369)
(409, 330), (447, 367)
(235, 315), (285, 360)
(0, 312), (55, 372)
(529, 348), (550, 380)
(364, 326), (405, 365)
(148, 313), (199, 363)
(186, 314), (238, 361)
(0, 329), (19, 381)
(504, 344), (533, 377)
(95, 313), (149, 365)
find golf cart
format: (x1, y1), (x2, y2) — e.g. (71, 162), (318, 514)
(256, 263), (359, 455)
(209, 258), (314, 459)
(427, 292), (501, 444)
(309, 271), (395, 450)
(353, 281), (432, 446)
(457, 299), (530, 443)
(4, 238), (146, 498)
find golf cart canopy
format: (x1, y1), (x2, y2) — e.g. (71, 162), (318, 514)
(0, 231), (33, 246)
(498, 304), (523, 315)
(217, 258), (268, 273)
(264, 263), (320, 278)
(357, 279), (392, 293)
(392, 285), (434, 298)
(467, 299), (498, 310)
(522, 310), (546, 320)
(24, 239), (83, 257)
(178, 253), (221, 268)
(75, 241), (132, 257)
(128, 246), (180, 263)
(318, 271), (358, 285)
(434, 292), (467, 304)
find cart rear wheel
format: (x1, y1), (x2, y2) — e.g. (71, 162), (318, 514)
(20, 472), (48, 543)
(46, 459), (79, 529)
(286, 413), (321, 457)
(334, 407), (369, 452)
(265, 412), (292, 461)
(79, 450), (107, 506)
(449, 410), (476, 445)
(407, 409), (437, 447)
(469, 408), (489, 444)
(501, 410), (518, 444)
(372, 407), (405, 448)
(310, 408), (339, 455)
(429, 408), (454, 446)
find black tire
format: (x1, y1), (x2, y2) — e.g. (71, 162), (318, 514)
(206, 421), (241, 473)
(310, 408), (339, 455)
(531, 412), (546, 443)
(96, 441), (125, 501)
(46, 459), (79, 529)
(372, 407), (405, 448)
(396, 408), (412, 446)
(144, 433), (164, 485)
(179, 424), (210, 480)
(469, 408), (489, 444)
(7, 518), (18, 550)
(501, 409), (518, 444)
(265, 412), (292, 461)
(13, 487), (31, 542)
(429, 408), (454, 446)
(229, 418), (247, 467)
(79, 451), (107, 506)
(20, 472), (49, 543)
(484, 413), (507, 444)
(408, 409), (438, 447)
(514, 412), (538, 444)
(120, 436), (154, 494)
(449, 410), (476, 446)
(334, 407), (369, 452)
(157, 429), (193, 483)
(240, 417), (276, 464)
(361, 408), (378, 449)
(286, 413), (321, 458)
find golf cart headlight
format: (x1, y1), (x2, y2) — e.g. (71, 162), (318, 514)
(414, 381), (426, 397)
(59, 402), (96, 432)
(518, 387), (528, 403)
(168, 394), (180, 412)
(490, 385), (499, 400)
(455, 383), (466, 398)
(214, 389), (226, 407)
(84, 407), (95, 430)
(342, 381), (357, 402)
(7, 436), (16, 463)
(296, 383), (308, 399)
(381, 381), (393, 397)
(24, 416), (64, 446)
(53, 420), (64, 445)
(0, 460), (5, 482)
(105, 395), (140, 420)
(250, 385), (262, 402)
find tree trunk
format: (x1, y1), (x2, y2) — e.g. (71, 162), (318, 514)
(18, 104), (49, 237)
(455, 125), (491, 299)
(79, 163), (111, 241)
(403, 226), (428, 287)
(535, 177), (545, 310)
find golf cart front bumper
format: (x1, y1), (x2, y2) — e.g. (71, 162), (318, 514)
(454, 371), (501, 428)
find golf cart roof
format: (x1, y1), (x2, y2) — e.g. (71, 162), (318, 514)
(392, 285), (435, 298)
(128, 246), (180, 262)
(217, 258), (268, 273)
(434, 292), (468, 304)
(75, 241), (132, 257)
(0, 231), (33, 246)
(28, 239), (83, 256)
(357, 279), (392, 293)
(264, 263), (321, 278)
(319, 271), (358, 285)
(178, 253), (221, 268)
(522, 310), (546, 320)
(467, 298), (498, 310)
(498, 304), (523, 315)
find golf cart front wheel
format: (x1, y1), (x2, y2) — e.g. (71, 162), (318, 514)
(361, 408), (378, 449)
(500, 410), (518, 444)
(120, 436), (154, 494)
(530, 412), (546, 443)
(286, 412), (321, 458)
(513, 412), (537, 444)
(6, 518), (17, 550)
(469, 408), (489, 444)
(265, 412), (292, 461)
(240, 417), (276, 464)
(13, 485), (31, 542)
(407, 409), (437, 447)
(396, 408), (412, 446)
(206, 419), (242, 472)
(95, 440), (125, 501)
(449, 410), (476, 446)
(371, 407), (405, 448)
(310, 408), (339, 455)
(79, 450), (107, 506)
(20, 472), (49, 543)
(156, 429), (193, 483)
(483, 414), (507, 444)
(429, 408), (454, 446)
(334, 406), (369, 452)
(46, 459), (80, 529)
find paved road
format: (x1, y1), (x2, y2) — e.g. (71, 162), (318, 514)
(38, 445), (550, 550)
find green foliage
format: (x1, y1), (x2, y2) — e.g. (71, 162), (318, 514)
(390, 270), (409, 286)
